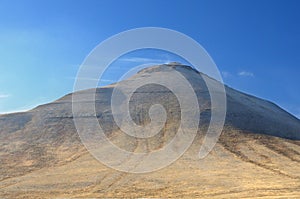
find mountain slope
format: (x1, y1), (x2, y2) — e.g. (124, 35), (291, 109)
(0, 63), (299, 198)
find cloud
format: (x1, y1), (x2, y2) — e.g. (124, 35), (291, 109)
(0, 94), (10, 99)
(221, 71), (232, 78)
(119, 57), (169, 63)
(238, 71), (254, 77)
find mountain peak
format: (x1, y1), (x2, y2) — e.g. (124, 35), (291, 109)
(137, 62), (200, 75)
(165, 61), (184, 65)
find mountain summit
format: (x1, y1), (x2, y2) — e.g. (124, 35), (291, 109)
(0, 63), (299, 198)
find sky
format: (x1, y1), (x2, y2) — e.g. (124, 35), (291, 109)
(0, 0), (299, 118)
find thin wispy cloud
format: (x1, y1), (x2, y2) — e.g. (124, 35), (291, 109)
(238, 71), (254, 77)
(0, 94), (10, 99)
(221, 71), (232, 78)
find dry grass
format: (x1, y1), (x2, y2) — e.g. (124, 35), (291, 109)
(1, 130), (299, 198)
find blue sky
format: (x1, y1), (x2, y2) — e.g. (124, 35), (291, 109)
(0, 0), (299, 118)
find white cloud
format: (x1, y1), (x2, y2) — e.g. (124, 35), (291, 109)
(0, 94), (10, 99)
(238, 71), (254, 77)
(221, 71), (232, 78)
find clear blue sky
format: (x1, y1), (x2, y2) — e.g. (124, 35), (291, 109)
(0, 0), (299, 118)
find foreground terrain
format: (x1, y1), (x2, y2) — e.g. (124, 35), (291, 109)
(1, 130), (300, 198)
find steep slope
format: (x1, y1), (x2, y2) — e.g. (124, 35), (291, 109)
(0, 63), (299, 198)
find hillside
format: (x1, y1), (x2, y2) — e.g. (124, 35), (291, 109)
(0, 63), (299, 198)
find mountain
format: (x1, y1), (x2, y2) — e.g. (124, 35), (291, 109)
(0, 63), (299, 198)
